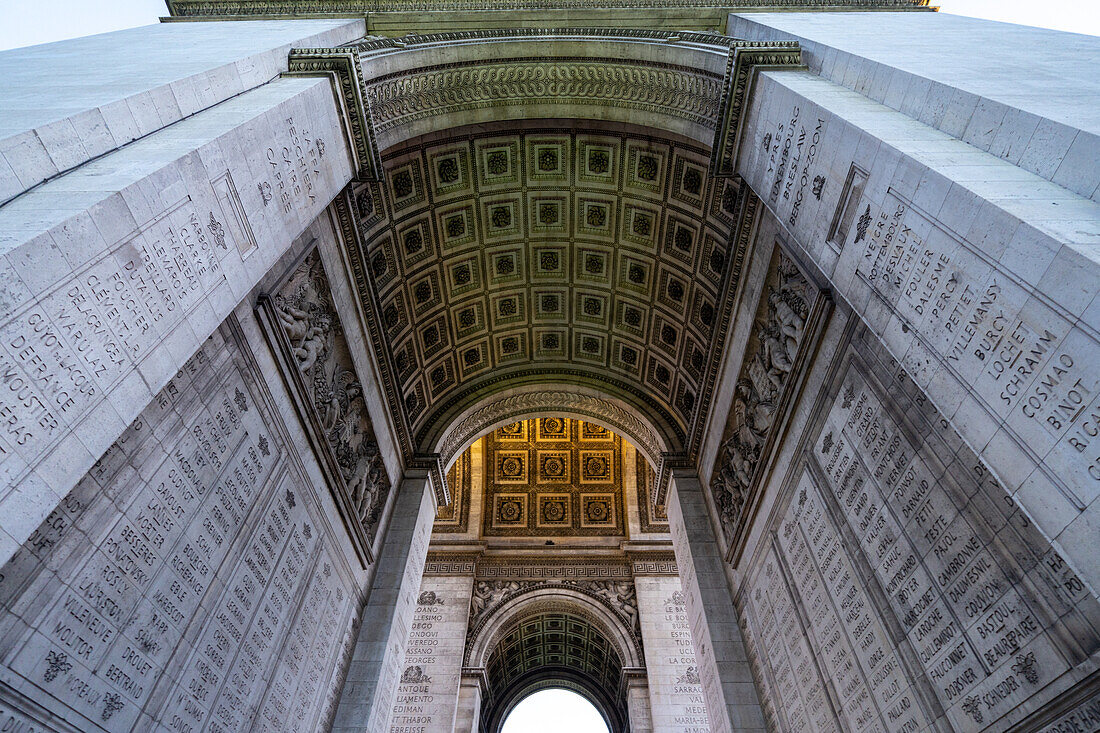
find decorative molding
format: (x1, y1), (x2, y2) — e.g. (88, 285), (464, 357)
(353, 27), (738, 52)
(167, 0), (933, 17)
(364, 58), (724, 136)
(423, 551), (479, 575)
(711, 45), (804, 177)
(629, 551), (678, 575)
(476, 558), (633, 580)
(439, 392), (662, 469)
(287, 48), (383, 181)
(654, 451), (692, 507)
(433, 450), (471, 532)
(635, 451), (668, 532)
(331, 189), (414, 462)
(688, 183), (760, 457)
(409, 452), (449, 506)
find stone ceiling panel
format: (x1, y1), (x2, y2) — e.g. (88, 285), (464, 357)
(343, 120), (751, 458)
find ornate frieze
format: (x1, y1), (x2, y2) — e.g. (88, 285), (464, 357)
(364, 59), (724, 136)
(629, 552), (678, 576)
(477, 558), (634, 581)
(259, 248), (390, 565)
(710, 245), (830, 558)
(468, 578), (641, 639)
(423, 552), (480, 575)
(167, 0), (933, 16)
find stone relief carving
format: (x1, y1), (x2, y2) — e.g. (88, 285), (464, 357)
(400, 666), (432, 684)
(273, 250), (390, 543)
(365, 61), (724, 135)
(712, 249), (815, 543)
(676, 666), (701, 685)
(561, 579), (639, 633)
(468, 578), (640, 638)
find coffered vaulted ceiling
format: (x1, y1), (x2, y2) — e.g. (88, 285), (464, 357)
(344, 120), (749, 458)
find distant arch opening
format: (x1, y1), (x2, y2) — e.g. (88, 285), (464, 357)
(501, 688), (610, 733)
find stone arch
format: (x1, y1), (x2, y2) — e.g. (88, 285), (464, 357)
(432, 383), (672, 471)
(466, 586), (643, 733)
(466, 586), (643, 670)
(352, 30), (737, 152)
(491, 674), (619, 733)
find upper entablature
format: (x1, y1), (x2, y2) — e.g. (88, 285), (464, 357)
(165, 0), (933, 36)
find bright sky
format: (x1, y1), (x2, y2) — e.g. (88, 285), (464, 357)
(501, 689), (609, 733)
(0, 0), (1098, 51)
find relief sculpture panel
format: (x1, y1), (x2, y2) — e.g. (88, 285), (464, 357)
(710, 244), (830, 558)
(738, 324), (1100, 732)
(0, 323), (359, 733)
(261, 248), (390, 565)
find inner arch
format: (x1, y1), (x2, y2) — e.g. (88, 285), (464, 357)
(501, 688), (609, 733)
(484, 611), (626, 733)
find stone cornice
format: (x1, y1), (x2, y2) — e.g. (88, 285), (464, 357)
(710, 45), (803, 177)
(287, 47), (383, 181)
(167, 0), (933, 17)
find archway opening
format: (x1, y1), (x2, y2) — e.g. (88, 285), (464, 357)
(501, 689), (610, 733)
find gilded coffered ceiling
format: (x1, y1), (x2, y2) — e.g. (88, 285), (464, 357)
(434, 418), (665, 537)
(487, 418), (624, 537)
(342, 120), (751, 461)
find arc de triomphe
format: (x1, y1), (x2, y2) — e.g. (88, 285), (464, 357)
(0, 2), (1098, 732)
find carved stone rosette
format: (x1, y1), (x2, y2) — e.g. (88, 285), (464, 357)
(258, 248), (390, 566)
(710, 246), (831, 562)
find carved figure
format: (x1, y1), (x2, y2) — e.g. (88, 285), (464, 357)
(469, 580), (525, 626)
(710, 252), (813, 543)
(275, 251), (390, 541)
(277, 303), (328, 372)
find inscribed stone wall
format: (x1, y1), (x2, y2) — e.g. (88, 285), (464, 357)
(635, 576), (709, 733)
(0, 75), (353, 568)
(733, 67), (1100, 590)
(737, 325), (1100, 732)
(0, 321), (359, 732)
(388, 575), (473, 732)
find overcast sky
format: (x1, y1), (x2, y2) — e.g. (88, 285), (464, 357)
(0, 0), (1098, 51)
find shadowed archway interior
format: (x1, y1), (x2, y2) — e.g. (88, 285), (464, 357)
(484, 611), (626, 733)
